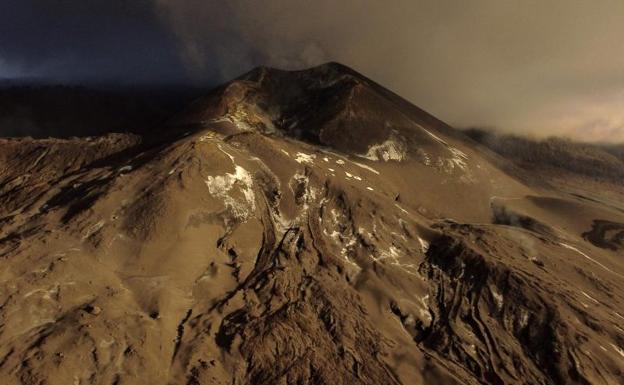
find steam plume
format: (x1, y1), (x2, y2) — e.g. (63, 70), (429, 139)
(155, 0), (624, 142)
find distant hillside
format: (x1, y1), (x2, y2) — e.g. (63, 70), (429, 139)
(604, 144), (624, 163)
(0, 85), (203, 138)
(464, 128), (624, 184)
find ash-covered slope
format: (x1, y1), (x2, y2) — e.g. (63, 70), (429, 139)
(1, 63), (623, 385)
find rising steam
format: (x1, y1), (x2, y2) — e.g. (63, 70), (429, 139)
(155, 0), (624, 143)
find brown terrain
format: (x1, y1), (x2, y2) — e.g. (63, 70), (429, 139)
(0, 63), (623, 385)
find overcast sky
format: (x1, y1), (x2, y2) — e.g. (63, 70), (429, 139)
(2, 0), (623, 142)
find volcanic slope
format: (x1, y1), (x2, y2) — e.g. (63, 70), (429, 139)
(1, 63), (623, 385)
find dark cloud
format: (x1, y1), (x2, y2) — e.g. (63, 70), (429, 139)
(2, 1), (624, 141)
(0, 0), (189, 83)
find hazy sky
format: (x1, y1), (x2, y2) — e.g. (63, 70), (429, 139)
(2, 1), (624, 142)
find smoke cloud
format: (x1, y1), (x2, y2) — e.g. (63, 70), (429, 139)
(2, 1), (624, 142)
(154, 0), (624, 143)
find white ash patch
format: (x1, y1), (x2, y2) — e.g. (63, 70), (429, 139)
(204, 114), (253, 132)
(341, 237), (359, 270)
(118, 165), (133, 173)
(466, 344), (478, 357)
(295, 152), (316, 164)
(328, 230), (341, 240)
(418, 295), (433, 323)
(352, 160), (379, 174)
(293, 171), (309, 185)
(266, 179), (293, 236)
(436, 151), (467, 173)
(230, 116), (253, 132)
(106, 233), (128, 249)
(322, 208), (360, 271)
(416, 126), (475, 176)
(559, 242), (622, 278)
(344, 171), (362, 181)
(274, 172), (319, 233)
(23, 286), (59, 300)
(357, 227), (374, 241)
(416, 149), (432, 166)
(392, 231), (408, 242)
(330, 208), (341, 223)
(198, 131), (220, 142)
(205, 165), (256, 220)
(518, 308), (530, 329)
(227, 105), (275, 133)
(432, 150), (475, 181)
(216, 144), (236, 162)
(30, 148), (49, 169)
(272, 210), (295, 235)
(321, 149), (380, 174)
(421, 127), (448, 145)
(201, 116), (232, 125)
(99, 338), (115, 349)
(374, 246), (401, 264)
(417, 237), (429, 253)
(490, 287), (504, 310)
(334, 231), (359, 270)
(581, 291), (599, 304)
(448, 147), (469, 170)
(83, 220), (105, 240)
(395, 204), (410, 215)
(611, 344), (624, 359)
(361, 137), (407, 162)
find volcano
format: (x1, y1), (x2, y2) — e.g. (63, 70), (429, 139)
(1, 63), (623, 385)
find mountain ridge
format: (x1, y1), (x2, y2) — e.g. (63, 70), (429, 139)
(0, 64), (623, 385)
